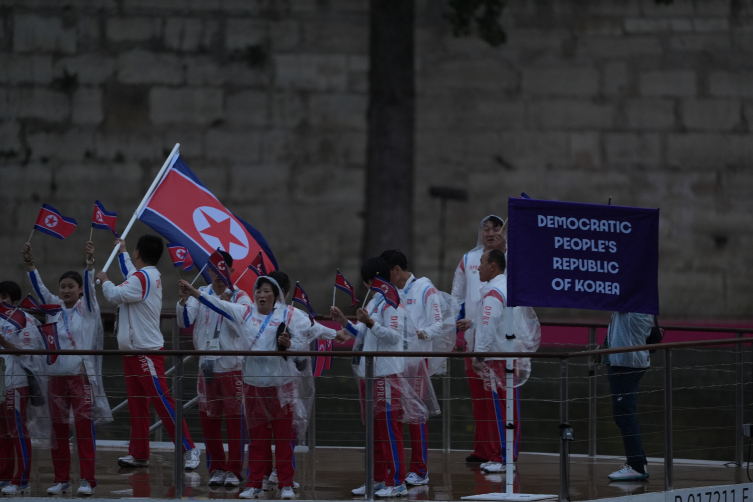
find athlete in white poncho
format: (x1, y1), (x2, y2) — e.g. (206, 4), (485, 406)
(180, 275), (308, 501)
(23, 240), (112, 496)
(381, 250), (457, 487)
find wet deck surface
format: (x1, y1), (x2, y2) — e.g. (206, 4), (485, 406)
(11, 445), (744, 500)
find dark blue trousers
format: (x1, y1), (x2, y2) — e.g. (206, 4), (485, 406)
(607, 366), (647, 473)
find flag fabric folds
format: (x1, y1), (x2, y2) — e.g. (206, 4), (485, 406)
(249, 251), (267, 277)
(19, 295), (62, 317)
(369, 275), (401, 309)
(34, 204), (77, 240)
(335, 270), (359, 307)
(167, 243), (194, 271)
(92, 200), (119, 236)
(0, 303), (27, 330)
(207, 248), (233, 290)
(37, 322), (61, 365)
(312, 339), (333, 377)
(292, 283), (316, 324)
(138, 155), (277, 294)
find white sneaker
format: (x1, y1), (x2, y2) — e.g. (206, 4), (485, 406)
(209, 470), (226, 486)
(77, 480), (94, 496)
(375, 484), (408, 497)
(183, 448), (201, 470)
(240, 487), (264, 499)
(481, 462), (506, 473)
(48, 482), (71, 495)
(118, 454), (149, 468)
(225, 472), (240, 487)
(268, 469), (278, 484)
(608, 464), (649, 481)
(1, 483), (29, 494)
(352, 482), (385, 495)
(405, 472), (429, 486)
(480, 461), (493, 469)
(280, 486), (295, 499)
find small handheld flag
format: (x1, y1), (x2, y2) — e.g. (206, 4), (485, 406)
(37, 323), (61, 365)
(335, 270), (359, 307)
(167, 243), (194, 271)
(313, 339), (333, 377)
(250, 251), (267, 276)
(92, 200), (119, 236)
(292, 282), (317, 324)
(33, 204), (77, 241)
(0, 303), (27, 331)
(369, 275), (401, 309)
(207, 248), (234, 290)
(19, 295), (62, 317)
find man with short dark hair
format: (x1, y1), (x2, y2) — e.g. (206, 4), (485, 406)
(380, 249), (444, 486)
(97, 235), (200, 470)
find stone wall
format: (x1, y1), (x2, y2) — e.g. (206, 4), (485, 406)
(1, 0), (751, 319)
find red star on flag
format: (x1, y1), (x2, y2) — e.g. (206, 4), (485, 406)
(198, 210), (245, 253)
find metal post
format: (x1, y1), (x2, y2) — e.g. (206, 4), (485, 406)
(365, 356), (375, 501)
(173, 319), (183, 498)
(588, 327), (597, 458)
(664, 349), (673, 491)
(559, 358), (569, 502)
(736, 333), (744, 466)
(442, 359), (451, 454)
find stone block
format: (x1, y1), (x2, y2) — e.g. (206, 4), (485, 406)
(308, 93), (367, 131)
(76, 17), (101, 50)
(347, 55), (369, 93)
(667, 133), (753, 169)
(13, 14), (76, 54)
(0, 120), (22, 157)
(165, 18), (215, 51)
(639, 70), (696, 97)
(528, 100), (613, 129)
(225, 90), (269, 127)
(149, 87), (223, 125)
(570, 132), (602, 170)
(626, 99), (675, 129)
(454, 97), (526, 132)
(575, 36), (663, 58)
(521, 68), (599, 97)
(692, 18), (729, 32)
(640, 0), (694, 17)
(225, 18), (267, 51)
(117, 50), (183, 85)
(683, 99), (741, 131)
(275, 54), (348, 91)
(53, 162), (142, 204)
(269, 92), (306, 129)
(228, 164), (291, 202)
(603, 61), (629, 96)
(709, 72), (753, 98)
(670, 34), (731, 51)
(420, 58), (518, 93)
(695, 0), (731, 16)
(302, 19), (367, 54)
(492, 131), (570, 169)
(14, 88), (69, 122)
(26, 129), (95, 162)
(0, 54), (52, 84)
(204, 129), (261, 162)
(53, 55), (116, 84)
(624, 17), (692, 33)
(95, 132), (163, 162)
(269, 20), (300, 51)
(164, 131), (203, 158)
(604, 133), (661, 167)
(72, 87), (103, 125)
(106, 17), (161, 42)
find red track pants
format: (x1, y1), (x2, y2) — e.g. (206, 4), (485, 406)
(481, 360), (520, 463)
(198, 371), (245, 478)
(360, 376), (406, 487)
(0, 387), (31, 486)
(465, 358), (495, 461)
(49, 375), (97, 485)
(123, 354), (195, 460)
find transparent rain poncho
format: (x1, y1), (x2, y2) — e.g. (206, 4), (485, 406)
(197, 276), (312, 436)
(426, 291), (460, 376)
(349, 293), (432, 424)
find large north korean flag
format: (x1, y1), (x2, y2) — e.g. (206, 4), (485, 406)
(138, 155), (277, 293)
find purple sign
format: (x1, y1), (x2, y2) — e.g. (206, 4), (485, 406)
(507, 198), (659, 315)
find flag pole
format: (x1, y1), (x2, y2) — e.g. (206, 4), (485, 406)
(89, 227), (93, 242)
(191, 263), (208, 286)
(235, 267), (250, 285)
(27, 229), (34, 244)
(98, 143), (180, 282)
(332, 285), (336, 308)
(361, 289), (371, 308)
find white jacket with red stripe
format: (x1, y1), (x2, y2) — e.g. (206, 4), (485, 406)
(102, 253), (164, 351)
(473, 274), (511, 359)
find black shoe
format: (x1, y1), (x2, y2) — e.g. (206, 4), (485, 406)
(465, 454), (488, 463)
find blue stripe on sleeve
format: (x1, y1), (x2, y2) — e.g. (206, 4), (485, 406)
(118, 253), (128, 277)
(29, 272), (46, 303)
(345, 322), (358, 336)
(83, 270), (92, 312)
(198, 295), (234, 321)
(182, 305), (192, 327)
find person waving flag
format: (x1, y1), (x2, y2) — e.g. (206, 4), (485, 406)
(92, 201), (119, 236)
(167, 243), (194, 271)
(335, 270), (359, 307)
(32, 204), (77, 241)
(207, 249), (233, 290)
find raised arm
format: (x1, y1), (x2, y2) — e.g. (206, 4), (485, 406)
(23, 242), (63, 306)
(81, 241), (100, 318)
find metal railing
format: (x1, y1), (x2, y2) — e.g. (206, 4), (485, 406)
(68, 312), (753, 501)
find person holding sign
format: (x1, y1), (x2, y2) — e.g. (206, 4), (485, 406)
(604, 312), (652, 481)
(96, 236), (200, 471)
(451, 215), (506, 463)
(177, 250), (252, 488)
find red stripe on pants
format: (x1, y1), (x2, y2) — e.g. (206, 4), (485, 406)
(49, 375), (97, 485)
(244, 384), (295, 489)
(359, 376), (406, 487)
(198, 371), (245, 478)
(123, 354), (195, 460)
(465, 358), (495, 461)
(0, 387), (30, 486)
(482, 360), (520, 463)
